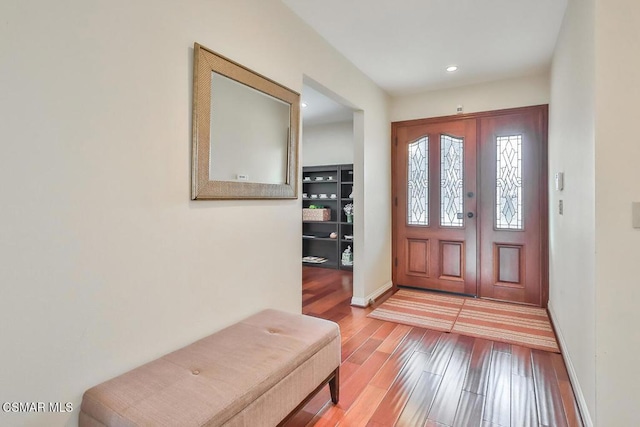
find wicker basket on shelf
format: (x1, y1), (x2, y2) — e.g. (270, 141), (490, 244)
(302, 208), (331, 221)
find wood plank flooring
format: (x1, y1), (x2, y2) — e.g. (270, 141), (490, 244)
(285, 266), (583, 427)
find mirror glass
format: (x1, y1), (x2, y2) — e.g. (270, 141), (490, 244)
(192, 43), (299, 199)
(209, 71), (290, 184)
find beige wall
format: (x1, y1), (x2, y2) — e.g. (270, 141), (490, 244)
(390, 73), (550, 121)
(548, 0), (596, 424)
(302, 121), (354, 166)
(0, 0), (389, 425)
(550, 0), (640, 424)
(594, 0), (640, 424)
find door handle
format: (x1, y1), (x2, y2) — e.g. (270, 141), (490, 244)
(467, 212), (474, 218)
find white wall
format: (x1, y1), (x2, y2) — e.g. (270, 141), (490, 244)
(391, 73), (550, 121)
(551, 0), (640, 424)
(359, 104), (393, 302)
(302, 121), (354, 166)
(0, 0), (389, 425)
(594, 0), (640, 424)
(548, 0), (596, 424)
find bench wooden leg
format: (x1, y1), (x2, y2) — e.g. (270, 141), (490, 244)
(329, 366), (339, 404)
(277, 366), (341, 426)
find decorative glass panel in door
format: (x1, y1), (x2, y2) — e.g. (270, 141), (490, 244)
(496, 135), (523, 230)
(440, 134), (464, 228)
(407, 137), (429, 226)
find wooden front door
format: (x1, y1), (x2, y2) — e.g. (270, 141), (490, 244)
(392, 106), (548, 306)
(477, 109), (548, 306)
(393, 118), (478, 296)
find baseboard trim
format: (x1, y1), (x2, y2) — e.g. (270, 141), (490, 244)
(547, 301), (594, 427)
(351, 281), (393, 307)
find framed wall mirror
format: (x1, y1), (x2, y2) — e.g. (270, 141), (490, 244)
(192, 43), (300, 199)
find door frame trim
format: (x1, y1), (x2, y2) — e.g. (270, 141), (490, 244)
(391, 105), (549, 306)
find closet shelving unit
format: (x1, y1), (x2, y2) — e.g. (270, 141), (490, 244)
(302, 164), (354, 270)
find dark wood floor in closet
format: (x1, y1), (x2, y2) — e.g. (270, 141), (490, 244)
(284, 266), (583, 427)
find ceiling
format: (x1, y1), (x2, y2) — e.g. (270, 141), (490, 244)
(301, 84), (354, 126)
(283, 0), (567, 97)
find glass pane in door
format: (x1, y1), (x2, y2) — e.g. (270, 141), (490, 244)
(496, 134), (523, 230)
(440, 134), (464, 227)
(408, 137), (429, 225)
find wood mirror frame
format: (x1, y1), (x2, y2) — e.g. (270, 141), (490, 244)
(191, 43), (300, 199)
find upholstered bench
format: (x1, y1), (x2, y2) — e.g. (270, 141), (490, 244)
(79, 309), (340, 426)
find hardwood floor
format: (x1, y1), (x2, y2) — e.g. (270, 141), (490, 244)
(286, 266), (583, 427)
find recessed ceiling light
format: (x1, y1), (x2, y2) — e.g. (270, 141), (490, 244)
(301, 102), (308, 108)
(446, 65), (458, 72)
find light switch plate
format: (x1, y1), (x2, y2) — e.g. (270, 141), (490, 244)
(555, 172), (564, 191)
(633, 202), (640, 228)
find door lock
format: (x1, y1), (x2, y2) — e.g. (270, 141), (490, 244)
(467, 212), (474, 218)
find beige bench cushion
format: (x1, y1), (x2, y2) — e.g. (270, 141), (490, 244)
(80, 309), (340, 426)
